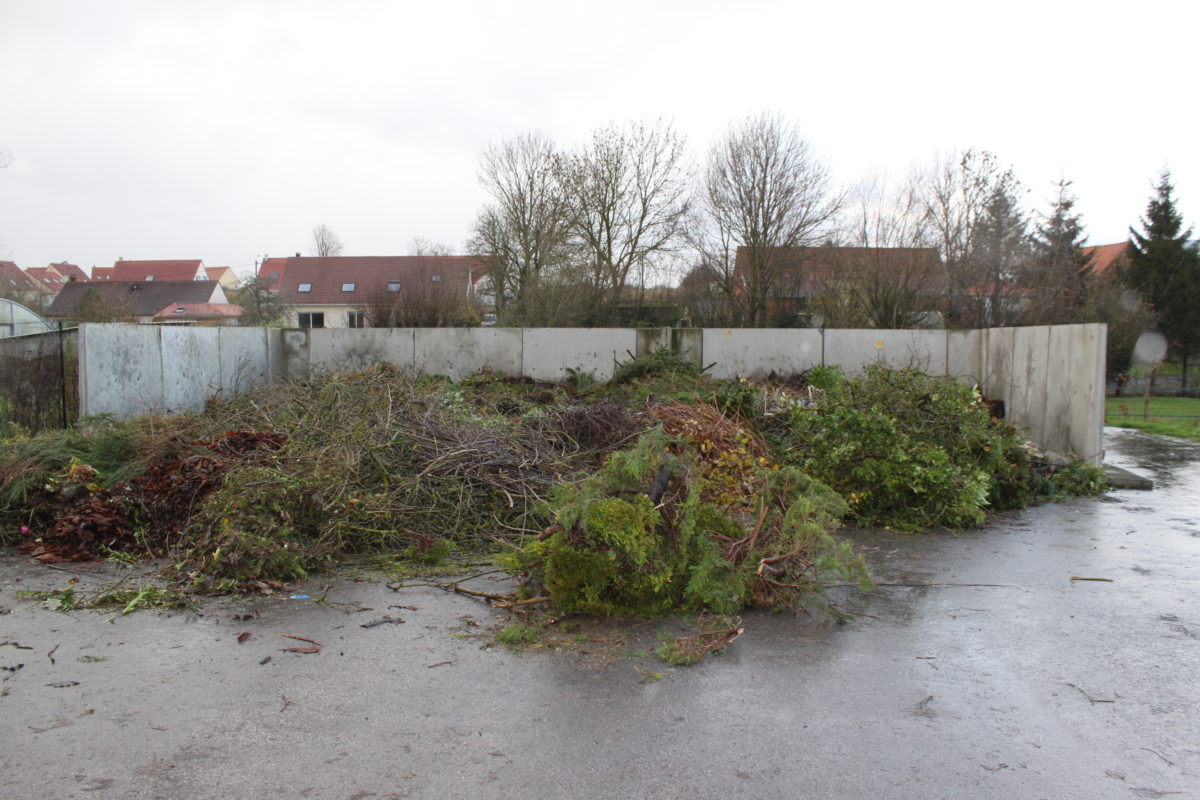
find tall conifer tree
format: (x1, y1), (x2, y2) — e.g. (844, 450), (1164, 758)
(1124, 170), (1200, 383)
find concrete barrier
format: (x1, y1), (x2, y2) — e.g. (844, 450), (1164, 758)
(74, 322), (1107, 461)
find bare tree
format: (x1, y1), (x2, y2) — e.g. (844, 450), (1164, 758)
(408, 237), (453, 256)
(918, 150), (1028, 328)
(560, 120), (689, 323)
(311, 223), (344, 257)
(695, 113), (841, 326)
(814, 174), (942, 328)
(469, 132), (575, 325)
(358, 280), (476, 328)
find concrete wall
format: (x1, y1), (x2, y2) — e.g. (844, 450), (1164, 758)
(74, 322), (1107, 461)
(979, 323), (1106, 461)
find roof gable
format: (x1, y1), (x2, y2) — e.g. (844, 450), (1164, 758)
(51, 262), (90, 283)
(1082, 242), (1130, 277)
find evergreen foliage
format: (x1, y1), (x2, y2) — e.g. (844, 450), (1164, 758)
(1029, 178), (1093, 321)
(1124, 171), (1200, 381)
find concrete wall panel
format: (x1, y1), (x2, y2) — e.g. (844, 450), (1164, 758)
(980, 327), (1015, 408)
(1009, 326), (1051, 443)
(945, 330), (982, 383)
(160, 326), (220, 413)
(823, 329), (947, 377)
(702, 329), (822, 379)
(522, 328), (633, 382)
(308, 328), (415, 374)
(79, 324), (164, 418)
(217, 327), (272, 393)
(415, 328), (523, 379)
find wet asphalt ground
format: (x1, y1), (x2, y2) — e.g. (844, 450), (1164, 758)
(1, 427), (1198, 800)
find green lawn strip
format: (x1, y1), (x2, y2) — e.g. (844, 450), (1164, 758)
(1105, 396), (1200, 441)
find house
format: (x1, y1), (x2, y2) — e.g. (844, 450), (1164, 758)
(51, 262), (90, 284)
(203, 266), (241, 291)
(0, 260), (51, 308)
(258, 255), (485, 328)
(731, 245), (944, 325)
(91, 267), (115, 281)
(1083, 242), (1131, 281)
(24, 265), (68, 293)
(46, 280), (240, 324)
(108, 259), (209, 283)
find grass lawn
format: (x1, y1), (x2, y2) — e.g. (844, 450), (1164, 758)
(1105, 396), (1200, 441)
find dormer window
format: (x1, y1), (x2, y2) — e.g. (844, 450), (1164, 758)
(341, 282), (356, 292)
(431, 274), (442, 282)
(269, 271), (280, 280)
(387, 281), (401, 292)
(297, 283), (312, 293)
(146, 275), (155, 281)
(174, 307), (186, 314)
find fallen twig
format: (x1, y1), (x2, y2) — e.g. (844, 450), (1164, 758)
(279, 634), (322, 647)
(426, 661), (454, 669)
(47, 644), (59, 665)
(1058, 681), (1115, 704)
(494, 596), (550, 609)
(279, 694), (295, 712)
(1139, 747), (1175, 766)
(1070, 576), (1113, 582)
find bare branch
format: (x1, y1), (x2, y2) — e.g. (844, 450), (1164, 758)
(310, 223), (344, 257)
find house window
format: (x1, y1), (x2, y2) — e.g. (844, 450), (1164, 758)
(298, 312), (324, 329)
(341, 282), (356, 292)
(173, 307), (186, 314)
(430, 274), (442, 282)
(297, 283), (312, 293)
(347, 311), (365, 328)
(387, 281), (402, 292)
(269, 271), (280, 280)
(146, 275), (155, 281)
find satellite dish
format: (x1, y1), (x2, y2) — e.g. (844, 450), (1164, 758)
(1132, 330), (1168, 367)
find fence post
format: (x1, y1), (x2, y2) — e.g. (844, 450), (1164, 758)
(58, 321), (67, 428)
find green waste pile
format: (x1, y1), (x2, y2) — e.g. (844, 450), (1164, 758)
(0, 355), (1105, 613)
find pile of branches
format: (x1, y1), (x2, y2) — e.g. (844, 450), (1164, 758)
(21, 431), (285, 562)
(503, 414), (871, 618)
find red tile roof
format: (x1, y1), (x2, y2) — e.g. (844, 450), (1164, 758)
(91, 267), (115, 280)
(259, 255), (484, 305)
(258, 257), (288, 290)
(51, 262), (90, 283)
(1082, 242), (1130, 278)
(0, 260), (44, 294)
(110, 259), (205, 282)
(152, 303), (243, 319)
(24, 267), (65, 291)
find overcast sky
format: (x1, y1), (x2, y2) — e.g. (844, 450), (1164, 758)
(2, 0), (1196, 279)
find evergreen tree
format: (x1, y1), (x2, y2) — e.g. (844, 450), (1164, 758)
(1029, 178), (1092, 322)
(1124, 170), (1200, 383)
(969, 183), (1030, 326)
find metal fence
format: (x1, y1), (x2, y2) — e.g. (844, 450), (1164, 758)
(0, 325), (79, 433)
